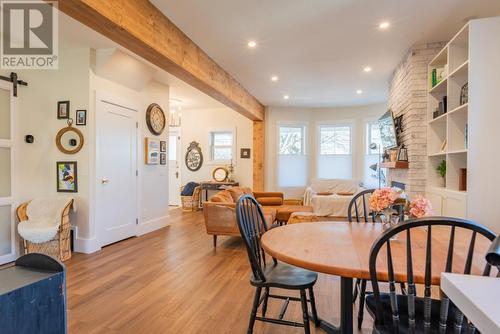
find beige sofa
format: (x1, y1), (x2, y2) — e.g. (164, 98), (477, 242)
(203, 187), (312, 247)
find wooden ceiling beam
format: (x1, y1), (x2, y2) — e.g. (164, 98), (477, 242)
(55, 0), (265, 121)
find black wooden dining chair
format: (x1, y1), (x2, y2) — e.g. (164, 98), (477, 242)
(236, 194), (319, 334)
(367, 217), (496, 334)
(348, 189), (406, 329)
(486, 234), (500, 271)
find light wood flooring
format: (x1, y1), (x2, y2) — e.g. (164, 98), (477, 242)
(66, 209), (373, 333)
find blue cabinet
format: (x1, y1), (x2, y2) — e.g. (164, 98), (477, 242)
(0, 254), (66, 334)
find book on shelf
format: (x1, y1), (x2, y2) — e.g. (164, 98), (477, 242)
(430, 65), (448, 88)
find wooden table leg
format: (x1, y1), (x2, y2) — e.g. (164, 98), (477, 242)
(309, 277), (353, 334)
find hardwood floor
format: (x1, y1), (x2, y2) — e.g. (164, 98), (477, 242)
(66, 209), (373, 333)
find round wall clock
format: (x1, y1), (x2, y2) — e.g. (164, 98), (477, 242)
(185, 141), (203, 171)
(146, 103), (166, 136)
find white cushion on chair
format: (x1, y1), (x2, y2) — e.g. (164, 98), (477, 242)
(17, 197), (73, 244)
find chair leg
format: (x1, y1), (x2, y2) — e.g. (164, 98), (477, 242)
(213, 235), (217, 248)
(400, 282), (407, 295)
(300, 289), (311, 334)
(262, 288), (269, 317)
(247, 287), (262, 334)
(353, 278), (360, 303)
(357, 279), (367, 330)
(308, 287), (319, 327)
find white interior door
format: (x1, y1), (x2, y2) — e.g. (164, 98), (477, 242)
(168, 128), (181, 206)
(0, 82), (16, 264)
(96, 97), (138, 246)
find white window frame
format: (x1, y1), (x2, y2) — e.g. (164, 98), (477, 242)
(208, 128), (236, 165)
(365, 121), (381, 155)
(317, 123), (353, 156)
(315, 121), (354, 179)
(276, 122), (308, 189)
(277, 122), (307, 156)
(363, 119), (384, 188)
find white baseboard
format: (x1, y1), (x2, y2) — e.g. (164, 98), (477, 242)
(74, 236), (101, 254)
(137, 215), (170, 236)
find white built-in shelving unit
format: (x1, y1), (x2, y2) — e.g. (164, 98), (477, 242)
(426, 23), (469, 218)
(426, 17), (500, 232)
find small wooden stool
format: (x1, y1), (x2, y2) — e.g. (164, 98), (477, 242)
(287, 211), (319, 224)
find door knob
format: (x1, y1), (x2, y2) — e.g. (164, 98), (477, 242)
(101, 178), (110, 184)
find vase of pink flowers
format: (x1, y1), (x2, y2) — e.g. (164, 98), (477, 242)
(409, 195), (433, 218)
(369, 187), (405, 237)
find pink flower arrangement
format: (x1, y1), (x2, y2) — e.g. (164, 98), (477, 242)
(409, 196), (433, 218)
(369, 187), (400, 212)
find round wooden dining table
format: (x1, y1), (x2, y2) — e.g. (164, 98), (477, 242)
(261, 221), (489, 334)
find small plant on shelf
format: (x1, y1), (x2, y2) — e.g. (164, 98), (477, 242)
(437, 160), (446, 186)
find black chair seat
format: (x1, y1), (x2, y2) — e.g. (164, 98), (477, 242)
(251, 263), (318, 290)
(366, 293), (466, 334)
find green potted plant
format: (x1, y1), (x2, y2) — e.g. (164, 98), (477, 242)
(437, 160), (446, 187)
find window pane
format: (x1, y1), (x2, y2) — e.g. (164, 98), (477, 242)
(0, 205), (12, 256)
(317, 155), (352, 179)
(0, 89), (10, 140)
(213, 132), (233, 146)
(168, 135), (177, 161)
(279, 126), (303, 155)
(367, 123), (381, 154)
(0, 148), (11, 197)
(278, 155), (307, 187)
(364, 122), (385, 188)
(213, 147), (232, 160)
(320, 126), (350, 155)
(364, 154), (380, 188)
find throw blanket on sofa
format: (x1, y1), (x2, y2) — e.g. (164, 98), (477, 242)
(303, 179), (364, 217)
(17, 197), (73, 244)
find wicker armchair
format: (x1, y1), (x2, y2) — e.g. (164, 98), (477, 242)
(16, 199), (73, 261)
(180, 186), (201, 212)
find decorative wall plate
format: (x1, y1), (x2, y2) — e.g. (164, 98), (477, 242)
(146, 103), (166, 136)
(185, 141), (203, 171)
(212, 167), (229, 182)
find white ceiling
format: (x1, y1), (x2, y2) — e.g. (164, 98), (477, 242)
(151, 0), (500, 108)
(58, 13), (224, 110)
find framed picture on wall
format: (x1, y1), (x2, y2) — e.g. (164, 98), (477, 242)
(160, 153), (167, 165)
(56, 161), (78, 192)
(76, 110), (87, 125)
(160, 140), (166, 152)
(145, 137), (160, 164)
(57, 101), (70, 119)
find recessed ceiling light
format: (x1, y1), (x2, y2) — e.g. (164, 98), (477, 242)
(271, 75), (279, 82)
(283, 95), (290, 100)
(247, 40), (257, 48)
(379, 21), (390, 29)
(364, 66), (372, 72)
(356, 89), (363, 95)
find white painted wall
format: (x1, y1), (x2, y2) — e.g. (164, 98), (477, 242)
(266, 103), (386, 198)
(179, 107), (253, 189)
(83, 50), (170, 251)
(1, 49), (92, 249)
(4, 47), (171, 253)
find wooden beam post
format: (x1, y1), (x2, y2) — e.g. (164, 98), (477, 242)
(253, 120), (265, 191)
(55, 0), (264, 121)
